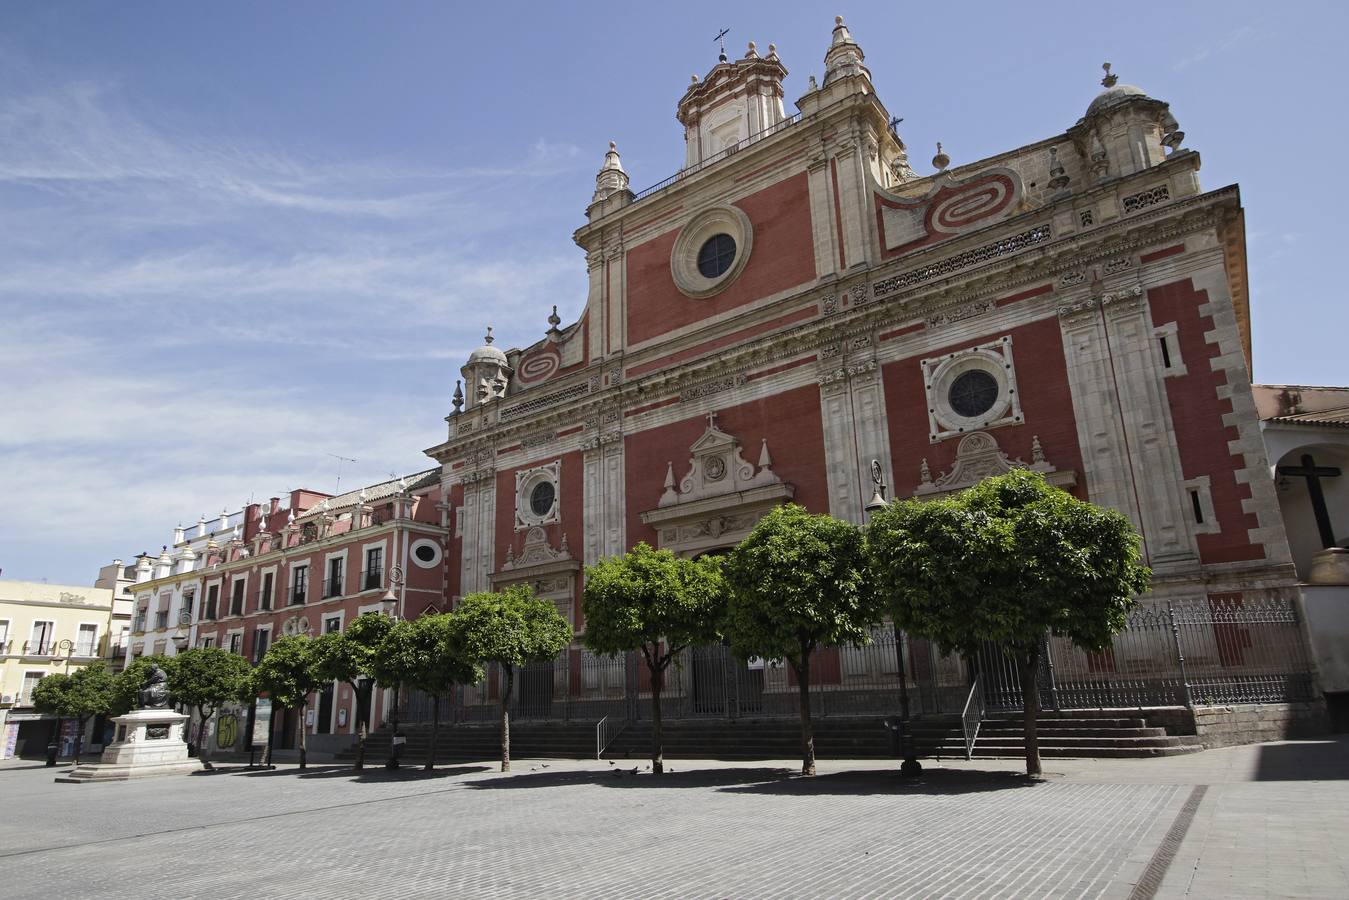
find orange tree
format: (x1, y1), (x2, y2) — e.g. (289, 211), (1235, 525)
(582, 543), (724, 775)
(723, 504), (881, 777)
(866, 469), (1150, 777)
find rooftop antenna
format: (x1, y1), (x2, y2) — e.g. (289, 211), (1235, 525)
(714, 27), (730, 63)
(327, 453), (357, 494)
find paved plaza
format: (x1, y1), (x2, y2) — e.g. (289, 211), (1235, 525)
(2, 738), (1346, 899)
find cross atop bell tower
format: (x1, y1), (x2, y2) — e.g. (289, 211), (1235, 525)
(677, 36), (788, 169)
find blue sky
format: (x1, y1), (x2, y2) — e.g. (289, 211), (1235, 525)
(2, 1), (1344, 585)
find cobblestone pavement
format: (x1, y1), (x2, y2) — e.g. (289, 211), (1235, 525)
(1, 738), (1345, 899)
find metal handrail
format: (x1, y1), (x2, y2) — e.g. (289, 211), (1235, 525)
(960, 674), (985, 761)
(631, 112), (803, 201)
(595, 715), (628, 760)
(595, 716), (608, 760)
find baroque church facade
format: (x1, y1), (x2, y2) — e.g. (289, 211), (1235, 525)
(434, 17), (1287, 642)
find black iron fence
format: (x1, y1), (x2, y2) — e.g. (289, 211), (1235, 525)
(399, 593), (1316, 725)
(977, 593), (1317, 712)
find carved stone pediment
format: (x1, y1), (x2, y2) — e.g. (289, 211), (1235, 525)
(641, 414), (795, 557)
(496, 527), (576, 574)
(659, 413), (783, 508)
(490, 527), (580, 623)
(914, 432), (1077, 498)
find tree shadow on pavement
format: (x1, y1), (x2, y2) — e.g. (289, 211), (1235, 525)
(225, 764), (491, 782)
(1254, 737), (1349, 781)
(463, 764), (1043, 796)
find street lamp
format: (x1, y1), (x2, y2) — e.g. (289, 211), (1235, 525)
(382, 565), (405, 770)
(864, 459), (923, 777)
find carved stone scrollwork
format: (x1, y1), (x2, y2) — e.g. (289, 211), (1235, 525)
(1101, 285), (1146, 316)
(1102, 256), (1133, 275)
(925, 298), (995, 329)
(520, 430), (556, 450)
(679, 374), (746, 403)
(1057, 298), (1100, 322)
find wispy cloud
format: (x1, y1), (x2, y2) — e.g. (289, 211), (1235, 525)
(0, 58), (593, 583)
(1173, 25), (1259, 71)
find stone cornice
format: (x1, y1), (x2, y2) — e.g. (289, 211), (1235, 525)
(128, 520), (446, 593)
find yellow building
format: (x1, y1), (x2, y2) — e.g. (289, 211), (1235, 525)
(0, 580), (115, 759)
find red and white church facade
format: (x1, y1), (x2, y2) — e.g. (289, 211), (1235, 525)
(126, 17), (1322, 752)
(429, 17), (1311, 725)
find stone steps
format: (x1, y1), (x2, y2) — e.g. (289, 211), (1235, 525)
(339, 711), (1202, 763)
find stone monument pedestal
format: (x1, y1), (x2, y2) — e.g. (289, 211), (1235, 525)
(57, 709), (204, 783)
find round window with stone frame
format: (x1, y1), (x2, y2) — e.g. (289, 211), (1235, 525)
(409, 539), (442, 569)
(925, 345), (1020, 439)
(516, 466), (560, 528)
(670, 205), (753, 299)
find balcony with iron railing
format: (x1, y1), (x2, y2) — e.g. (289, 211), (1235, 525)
(155, 610), (169, 630)
(360, 567), (383, 592)
(255, 588), (273, 612)
(132, 615), (147, 634)
(322, 575), (345, 600)
(290, 584), (307, 606)
(630, 112), (803, 203)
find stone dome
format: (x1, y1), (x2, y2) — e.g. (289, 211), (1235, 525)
(467, 327), (508, 367)
(1087, 82), (1149, 116)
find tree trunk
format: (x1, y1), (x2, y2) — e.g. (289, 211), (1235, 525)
(1018, 647), (1042, 777)
(264, 706), (277, 768)
(72, 716), (86, 766)
(298, 703), (308, 770)
(650, 662), (664, 776)
(500, 665), (513, 772)
(792, 652), (816, 777)
(354, 681), (369, 771)
(426, 695), (440, 771)
(197, 709), (213, 770)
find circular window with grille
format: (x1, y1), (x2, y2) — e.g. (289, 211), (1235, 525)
(671, 206), (753, 298)
(948, 370), (999, 418)
(696, 234), (737, 279)
(515, 463), (560, 529)
(923, 340), (1022, 440)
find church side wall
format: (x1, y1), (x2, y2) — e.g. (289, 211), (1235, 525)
(1148, 275), (1262, 564)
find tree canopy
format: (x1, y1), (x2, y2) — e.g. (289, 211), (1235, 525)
(250, 635), (323, 767)
(583, 542), (724, 774)
(450, 585), (571, 771)
(31, 663), (118, 764)
(723, 504), (881, 776)
(866, 468), (1151, 775)
(309, 617), (392, 770)
(377, 615), (482, 769)
(170, 647), (252, 765)
(452, 586), (572, 671)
